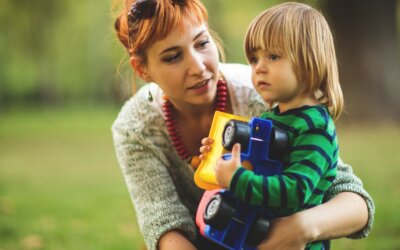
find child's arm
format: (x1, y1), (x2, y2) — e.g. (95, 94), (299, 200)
(229, 128), (336, 209)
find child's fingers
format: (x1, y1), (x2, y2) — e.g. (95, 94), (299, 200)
(231, 143), (241, 161)
(201, 137), (213, 146)
(199, 145), (212, 154)
(199, 153), (206, 161)
(215, 158), (223, 170)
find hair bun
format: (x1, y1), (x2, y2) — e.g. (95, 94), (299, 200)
(128, 0), (157, 22)
(114, 16), (121, 31)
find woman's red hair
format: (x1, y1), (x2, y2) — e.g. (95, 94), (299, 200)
(114, 0), (208, 62)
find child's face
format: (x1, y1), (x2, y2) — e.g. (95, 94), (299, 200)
(249, 49), (306, 109)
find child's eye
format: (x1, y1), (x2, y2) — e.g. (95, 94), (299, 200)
(162, 52), (182, 64)
(269, 54), (280, 61)
(248, 55), (258, 64)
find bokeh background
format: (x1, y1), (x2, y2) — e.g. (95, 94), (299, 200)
(1, 0), (399, 249)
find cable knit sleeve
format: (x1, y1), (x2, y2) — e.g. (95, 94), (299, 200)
(112, 96), (197, 250)
(324, 158), (375, 239)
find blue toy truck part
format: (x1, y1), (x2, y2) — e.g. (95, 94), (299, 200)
(197, 117), (288, 250)
(221, 117), (287, 176)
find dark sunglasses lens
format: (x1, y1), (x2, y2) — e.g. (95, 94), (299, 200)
(172, 0), (185, 5)
(131, 0), (157, 20)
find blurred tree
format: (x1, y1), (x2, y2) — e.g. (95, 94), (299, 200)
(322, 0), (400, 122)
(0, 0), (117, 108)
(0, 0), (66, 105)
(1, 0), (399, 124)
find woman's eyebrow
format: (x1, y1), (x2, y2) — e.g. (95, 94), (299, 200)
(159, 30), (207, 56)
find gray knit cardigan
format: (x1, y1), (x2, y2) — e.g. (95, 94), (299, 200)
(112, 63), (374, 250)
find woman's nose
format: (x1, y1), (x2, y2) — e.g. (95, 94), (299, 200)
(187, 52), (206, 76)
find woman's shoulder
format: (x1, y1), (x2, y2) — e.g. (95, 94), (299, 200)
(112, 84), (164, 136)
(219, 63), (252, 88)
(220, 63), (267, 117)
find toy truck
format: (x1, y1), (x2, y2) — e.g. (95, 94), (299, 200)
(195, 111), (288, 250)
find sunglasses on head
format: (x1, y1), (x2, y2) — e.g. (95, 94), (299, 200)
(128, 0), (186, 23)
(126, 0), (186, 53)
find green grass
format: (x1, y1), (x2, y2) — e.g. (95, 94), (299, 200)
(331, 123), (400, 250)
(0, 106), (144, 250)
(0, 107), (399, 249)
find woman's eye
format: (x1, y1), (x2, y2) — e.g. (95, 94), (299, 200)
(162, 53), (181, 63)
(197, 39), (210, 49)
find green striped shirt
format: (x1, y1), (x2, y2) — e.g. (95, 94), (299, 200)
(229, 105), (338, 216)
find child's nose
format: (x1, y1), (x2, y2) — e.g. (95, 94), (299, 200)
(255, 61), (267, 74)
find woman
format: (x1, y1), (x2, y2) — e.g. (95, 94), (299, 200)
(112, 0), (374, 249)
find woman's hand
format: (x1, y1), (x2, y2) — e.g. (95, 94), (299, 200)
(214, 143), (241, 188)
(257, 213), (311, 250)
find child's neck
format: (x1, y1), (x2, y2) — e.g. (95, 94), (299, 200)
(278, 94), (319, 113)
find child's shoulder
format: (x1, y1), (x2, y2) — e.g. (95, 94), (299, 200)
(263, 105), (334, 133)
(302, 105), (334, 129)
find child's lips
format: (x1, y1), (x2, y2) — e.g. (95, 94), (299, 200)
(258, 80), (271, 87)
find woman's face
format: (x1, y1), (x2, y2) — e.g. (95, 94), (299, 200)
(141, 21), (220, 108)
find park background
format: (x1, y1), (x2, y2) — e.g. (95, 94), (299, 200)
(0, 0), (399, 249)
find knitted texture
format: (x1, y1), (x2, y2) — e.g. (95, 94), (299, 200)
(325, 158), (375, 239)
(112, 63), (374, 250)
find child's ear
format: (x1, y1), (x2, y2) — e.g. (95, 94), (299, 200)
(130, 56), (152, 82)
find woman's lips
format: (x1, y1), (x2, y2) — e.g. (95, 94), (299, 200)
(188, 79), (210, 94)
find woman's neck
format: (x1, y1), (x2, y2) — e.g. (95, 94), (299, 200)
(170, 100), (216, 121)
(162, 79), (231, 166)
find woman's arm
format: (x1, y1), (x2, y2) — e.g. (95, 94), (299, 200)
(257, 192), (368, 250)
(309, 191), (368, 240)
(159, 231), (197, 250)
(257, 159), (374, 249)
(112, 99), (197, 250)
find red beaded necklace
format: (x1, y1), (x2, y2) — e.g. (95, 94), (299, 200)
(162, 79), (228, 169)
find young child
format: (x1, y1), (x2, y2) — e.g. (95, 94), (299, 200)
(200, 2), (344, 249)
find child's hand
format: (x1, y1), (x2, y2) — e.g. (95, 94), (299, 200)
(214, 143), (242, 188)
(199, 137), (213, 161)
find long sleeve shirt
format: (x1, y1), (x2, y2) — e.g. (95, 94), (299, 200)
(229, 106), (337, 216)
(229, 105), (338, 250)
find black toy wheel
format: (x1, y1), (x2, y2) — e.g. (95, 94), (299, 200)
(269, 127), (289, 160)
(203, 193), (235, 230)
(222, 120), (251, 152)
(245, 215), (270, 246)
